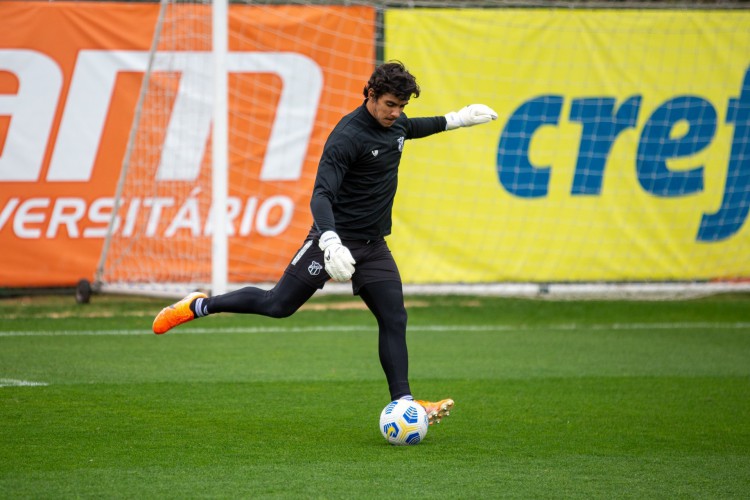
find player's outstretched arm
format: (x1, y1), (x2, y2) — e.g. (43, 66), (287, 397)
(444, 104), (498, 130)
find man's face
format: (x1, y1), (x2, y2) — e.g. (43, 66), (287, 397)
(366, 90), (409, 128)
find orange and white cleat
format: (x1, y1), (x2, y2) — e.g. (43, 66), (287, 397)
(415, 398), (454, 425)
(152, 292), (207, 334)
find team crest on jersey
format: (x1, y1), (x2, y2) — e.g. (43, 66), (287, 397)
(371, 149), (379, 157)
(308, 261), (322, 276)
(397, 136), (405, 152)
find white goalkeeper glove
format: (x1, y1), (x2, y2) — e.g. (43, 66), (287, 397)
(445, 104), (498, 131)
(319, 231), (356, 282)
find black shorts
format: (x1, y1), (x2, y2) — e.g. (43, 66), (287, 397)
(283, 237), (401, 294)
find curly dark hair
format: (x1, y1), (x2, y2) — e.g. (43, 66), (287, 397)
(363, 61), (420, 101)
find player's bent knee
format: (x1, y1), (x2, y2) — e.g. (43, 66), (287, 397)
(264, 299), (300, 319)
(386, 306), (407, 332)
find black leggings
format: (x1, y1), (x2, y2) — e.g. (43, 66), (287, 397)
(359, 281), (410, 400)
(207, 273), (315, 318)
(204, 276), (411, 400)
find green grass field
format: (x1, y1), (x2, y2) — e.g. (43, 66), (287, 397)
(1, 292), (749, 498)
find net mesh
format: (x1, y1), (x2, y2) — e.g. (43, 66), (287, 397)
(94, 1), (750, 298)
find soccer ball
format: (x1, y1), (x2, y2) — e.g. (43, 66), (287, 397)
(379, 399), (429, 446)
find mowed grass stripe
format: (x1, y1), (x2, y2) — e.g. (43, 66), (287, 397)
(1, 321), (749, 337)
(2, 377), (748, 498)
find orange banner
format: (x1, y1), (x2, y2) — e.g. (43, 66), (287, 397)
(0, 2), (375, 287)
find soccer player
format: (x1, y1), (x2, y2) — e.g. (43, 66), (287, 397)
(153, 61), (497, 425)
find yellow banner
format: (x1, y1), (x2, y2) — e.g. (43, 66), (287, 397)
(385, 9), (750, 282)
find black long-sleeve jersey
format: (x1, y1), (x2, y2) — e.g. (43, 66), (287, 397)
(310, 101), (447, 240)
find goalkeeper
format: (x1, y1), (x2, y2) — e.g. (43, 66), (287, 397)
(153, 61), (497, 424)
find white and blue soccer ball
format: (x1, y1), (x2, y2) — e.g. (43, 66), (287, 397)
(379, 399), (429, 446)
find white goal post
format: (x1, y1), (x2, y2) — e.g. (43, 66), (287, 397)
(211, 0), (229, 296)
(93, 0), (750, 299)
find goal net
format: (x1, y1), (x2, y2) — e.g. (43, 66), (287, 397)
(95, 1), (216, 297)
(96, 0), (377, 296)
(95, 0), (750, 298)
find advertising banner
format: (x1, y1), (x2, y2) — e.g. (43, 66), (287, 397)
(385, 9), (750, 282)
(0, 2), (375, 287)
(2, 4), (748, 287)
